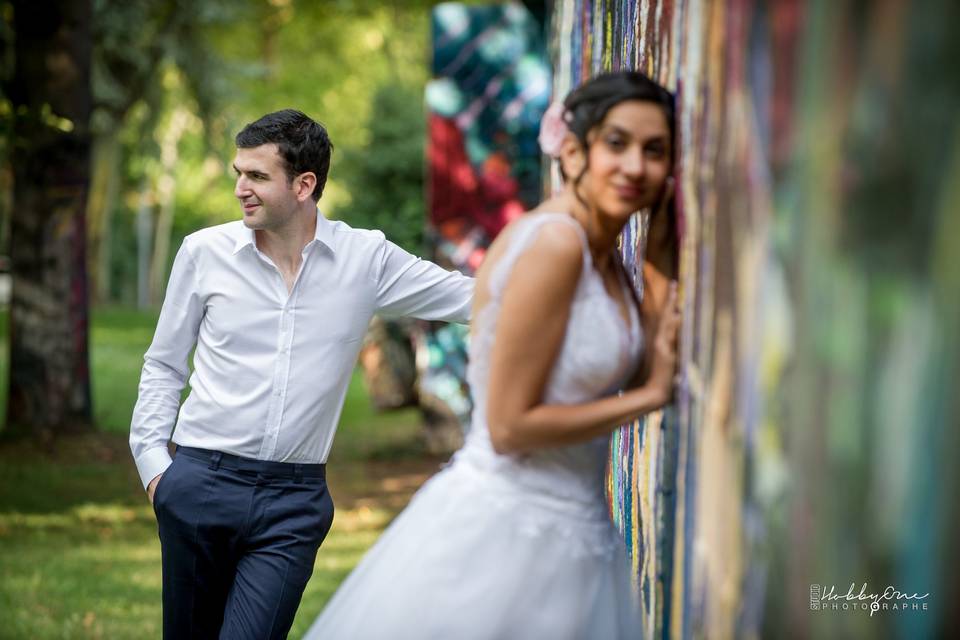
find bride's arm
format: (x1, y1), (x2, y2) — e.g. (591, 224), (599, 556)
(486, 224), (680, 455)
(627, 260), (674, 388)
(626, 177), (678, 388)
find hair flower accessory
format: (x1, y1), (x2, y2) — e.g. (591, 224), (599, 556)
(538, 101), (569, 158)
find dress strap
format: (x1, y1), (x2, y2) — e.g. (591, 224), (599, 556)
(488, 213), (591, 300)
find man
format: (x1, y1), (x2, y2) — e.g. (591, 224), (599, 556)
(130, 109), (473, 639)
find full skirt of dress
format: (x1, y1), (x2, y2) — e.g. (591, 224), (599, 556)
(303, 456), (642, 640)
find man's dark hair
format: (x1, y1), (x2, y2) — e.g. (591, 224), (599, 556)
(235, 109), (333, 202)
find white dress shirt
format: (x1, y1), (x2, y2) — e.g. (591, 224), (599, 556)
(130, 212), (474, 488)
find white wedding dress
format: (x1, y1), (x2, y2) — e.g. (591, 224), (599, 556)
(305, 213), (644, 639)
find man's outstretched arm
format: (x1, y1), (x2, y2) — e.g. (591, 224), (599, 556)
(129, 240), (204, 495)
(374, 236), (474, 323)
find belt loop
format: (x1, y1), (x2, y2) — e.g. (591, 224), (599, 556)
(209, 451), (223, 471)
(294, 464), (303, 483)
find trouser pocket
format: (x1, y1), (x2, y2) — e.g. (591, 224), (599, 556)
(151, 455), (179, 517)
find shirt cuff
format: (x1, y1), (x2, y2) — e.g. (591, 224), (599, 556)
(135, 446), (174, 489)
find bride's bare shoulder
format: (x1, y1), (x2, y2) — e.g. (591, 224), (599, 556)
(477, 210), (582, 282)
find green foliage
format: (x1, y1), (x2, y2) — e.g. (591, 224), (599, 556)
(91, 0), (240, 134)
(90, 1), (438, 302)
(337, 81), (427, 253)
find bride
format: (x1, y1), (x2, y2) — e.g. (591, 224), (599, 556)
(306, 71), (681, 639)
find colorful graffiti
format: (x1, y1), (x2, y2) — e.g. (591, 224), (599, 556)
(550, 1), (959, 638)
(423, 3), (551, 437)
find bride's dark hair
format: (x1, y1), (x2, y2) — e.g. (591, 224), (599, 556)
(561, 71), (677, 274)
(562, 71), (675, 169)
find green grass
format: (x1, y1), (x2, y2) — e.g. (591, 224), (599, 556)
(0, 441), (429, 639)
(0, 305), (437, 639)
(0, 429), (166, 638)
(89, 307), (162, 433)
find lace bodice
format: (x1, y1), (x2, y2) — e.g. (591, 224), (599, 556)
(456, 213), (644, 512)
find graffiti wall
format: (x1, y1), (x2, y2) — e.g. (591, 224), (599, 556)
(423, 3), (551, 436)
(549, 0), (960, 638)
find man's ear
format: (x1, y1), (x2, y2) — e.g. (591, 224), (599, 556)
(295, 172), (317, 202)
(558, 133), (585, 180)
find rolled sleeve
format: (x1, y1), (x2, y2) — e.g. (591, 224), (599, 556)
(129, 240), (204, 488)
(374, 237), (474, 322)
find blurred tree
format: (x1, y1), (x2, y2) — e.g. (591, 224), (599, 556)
(84, 0), (440, 307)
(338, 81), (426, 253)
(87, 0), (236, 303)
(2, 0), (93, 434)
(0, 2), (13, 254)
(87, 0), (169, 304)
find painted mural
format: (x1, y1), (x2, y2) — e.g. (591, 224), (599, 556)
(549, 1), (959, 638)
(423, 3), (551, 437)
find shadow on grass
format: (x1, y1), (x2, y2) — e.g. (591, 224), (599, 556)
(0, 433), (144, 513)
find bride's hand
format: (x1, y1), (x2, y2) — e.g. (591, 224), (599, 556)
(646, 281), (681, 406)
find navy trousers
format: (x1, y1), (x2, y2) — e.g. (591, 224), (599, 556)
(153, 446), (334, 639)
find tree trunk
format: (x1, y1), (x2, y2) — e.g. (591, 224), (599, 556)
(149, 108), (189, 306)
(4, 0), (93, 434)
(136, 178), (153, 310)
(86, 132), (121, 304)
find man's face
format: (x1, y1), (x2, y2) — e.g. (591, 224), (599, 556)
(233, 144), (299, 231)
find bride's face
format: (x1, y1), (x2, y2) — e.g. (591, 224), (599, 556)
(568, 100), (672, 224)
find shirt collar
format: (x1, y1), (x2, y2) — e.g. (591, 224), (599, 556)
(231, 209), (336, 255)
